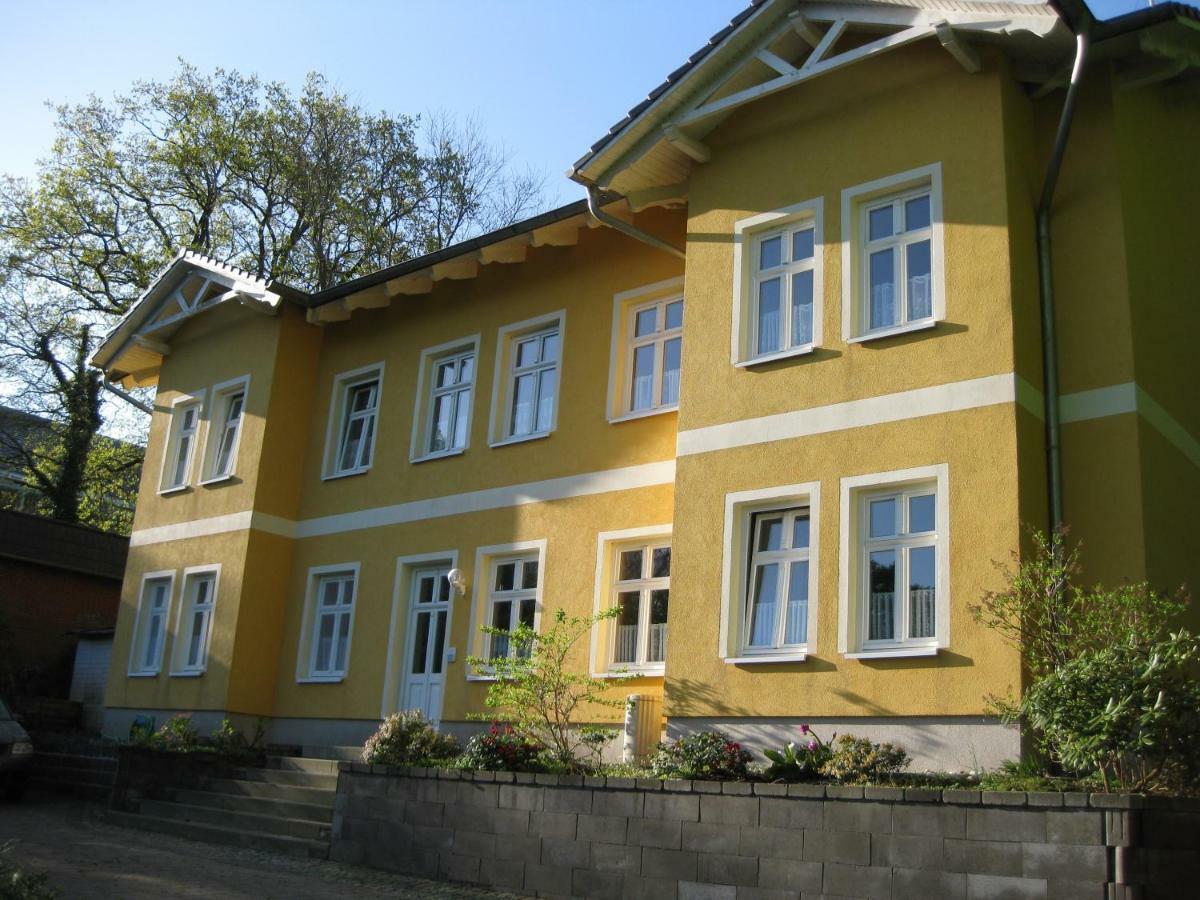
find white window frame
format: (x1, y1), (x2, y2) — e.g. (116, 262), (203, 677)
(719, 483), (820, 663)
(295, 562), (361, 683)
(841, 163), (945, 343)
(170, 564), (221, 676)
(322, 363), (384, 479)
(200, 376), (250, 484)
(731, 198), (823, 367)
(127, 570), (175, 677)
(158, 390), (205, 494)
(607, 277), (685, 422)
(409, 335), (480, 463)
(838, 464), (950, 659)
(467, 539), (547, 680)
(489, 312), (565, 447)
(589, 525), (673, 677)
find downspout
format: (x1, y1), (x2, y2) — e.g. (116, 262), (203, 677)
(586, 184), (686, 260)
(1036, 29), (1089, 533)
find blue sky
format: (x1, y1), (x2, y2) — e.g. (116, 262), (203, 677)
(0, 0), (1185, 207)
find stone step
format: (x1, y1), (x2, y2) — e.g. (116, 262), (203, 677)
(28, 776), (111, 801)
(265, 755), (340, 776)
(202, 777), (336, 807)
(173, 787), (333, 823)
(105, 810), (329, 859)
(227, 767), (338, 789)
(139, 799), (330, 841)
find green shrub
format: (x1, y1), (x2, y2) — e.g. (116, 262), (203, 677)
(819, 734), (909, 784)
(362, 711), (460, 766)
(650, 731), (752, 781)
(1021, 630), (1200, 793)
(763, 724), (832, 782)
(460, 725), (546, 772)
(0, 841), (58, 899)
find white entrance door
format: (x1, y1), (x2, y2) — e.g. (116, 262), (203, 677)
(401, 567), (451, 724)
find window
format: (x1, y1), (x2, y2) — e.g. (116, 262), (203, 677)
(323, 364), (384, 478)
(628, 299), (683, 413)
(491, 313), (564, 445)
(745, 508), (811, 652)
(410, 338), (479, 462)
(611, 542), (670, 670)
(838, 465), (949, 658)
(731, 199), (823, 366)
(172, 567), (219, 674)
(841, 164), (944, 342)
(718, 483), (820, 663)
(202, 377), (248, 482)
(299, 568), (357, 680)
(486, 555), (540, 660)
(129, 572), (174, 676)
(159, 393), (204, 492)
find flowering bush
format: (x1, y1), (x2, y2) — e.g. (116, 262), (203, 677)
(763, 724), (833, 782)
(362, 711), (460, 766)
(650, 731), (752, 781)
(460, 725), (546, 772)
(820, 734), (909, 784)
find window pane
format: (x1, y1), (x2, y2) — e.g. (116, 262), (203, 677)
(536, 368), (556, 432)
(315, 614), (335, 671)
(792, 228), (814, 261)
(358, 416), (375, 468)
(492, 599), (513, 629)
(145, 612), (161, 668)
(649, 589), (669, 663)
(436, 360), (457, 388)
(791, 270), (813, 346)
(494, 562), (516, 592)
(631, 344), (656, 411)
(615, 592), (639, 663)
(520, 559), (539, 590)
(758, 516), (783, 551)
(869, 498), (896, 538)
(418, 575), (435, 604)
(619, 549), (643, 582)
(635, 307), (657, 338)
(188, 610), (204, 667)
(321, 579), (341, 606)
(541, 331), (560, 362)
(509, 373), (535, 435)
(452, 388), (471, 449)
(518, 598), (536, 628)
(909, 546), (937, 640)
(339, 417), (364, 471)
(868, 550), (896, 641)
(651, 546), (671, 578)
(759, 234), (782, 270)
(909, 494), (936, 533)
(516, 338), (539, 368)
(869, 248), (896, 330)
(459, 355), (475, 383)
(869, 205), (894, 241)
(757, 277), (781, 354)
(906, 240), (932, 321)
(748, 563), (779, 647)
(665, 300), (683, 330)
(438, 574), (451, 602)
(431, 611), (447, 674)
(172, 434), (192, 485)
(661, 337), (681, 407)
(350, 382), (376, 412)
(785, 560), (809, 645)
(430, 393), (453, 452)
(412, 612), (431, 674)
(335, 613), (351, 671)
(792, 515), (810, 549)
(905, 194), (931, 231)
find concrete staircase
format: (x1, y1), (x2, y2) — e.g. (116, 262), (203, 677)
(106, 755), (338, 858)
(29, 751), (117, 800)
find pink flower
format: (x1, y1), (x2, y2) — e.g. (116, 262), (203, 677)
(800, 724), (810, 735)
(807, 741), (818, 752)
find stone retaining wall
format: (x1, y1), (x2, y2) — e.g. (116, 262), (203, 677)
(330, 764), (1198, 899)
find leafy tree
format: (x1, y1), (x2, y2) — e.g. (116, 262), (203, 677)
(467, 608), (627, 771)
(0, 62), (545, 524)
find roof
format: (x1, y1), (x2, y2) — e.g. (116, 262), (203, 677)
(0, 508), (130, 581)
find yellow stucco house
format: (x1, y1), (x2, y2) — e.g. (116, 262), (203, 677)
(91, 0), (1199, 770)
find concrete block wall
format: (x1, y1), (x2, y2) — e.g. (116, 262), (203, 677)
(330, 765), (1200, 899)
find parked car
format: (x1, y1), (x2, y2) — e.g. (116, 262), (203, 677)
(0, 698), (34, 801)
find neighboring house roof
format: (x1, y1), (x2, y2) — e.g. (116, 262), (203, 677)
(0, 508), (130, 581)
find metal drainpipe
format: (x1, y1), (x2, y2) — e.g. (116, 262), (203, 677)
(1037, 30), (1089, 533)
(586, 185), (687, 260)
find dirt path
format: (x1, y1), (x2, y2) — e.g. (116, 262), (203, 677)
(0, 792), (512, 899)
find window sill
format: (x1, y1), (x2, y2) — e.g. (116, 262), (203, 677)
(608, 406), (678, 425)
(127, 670), (160, 678)
(603, 665), (666, 678)
(156, 485), (191, 497)
(489, 431), (553, 449)
(321, 467), (372, 482)
(734, 345), (817, 369)
(847, 319), (937, 345)
(843, 646), (939, 660)
(169, 669), (205, 678)
(725, 652), (808, 665)
(466, 672), (497, 682)
(411, 448), (466, 465)
(199, 474), (235, 487)
(297, 675), (346, 684)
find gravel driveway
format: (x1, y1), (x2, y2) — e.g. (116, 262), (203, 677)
(0, 792), (514, 899)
